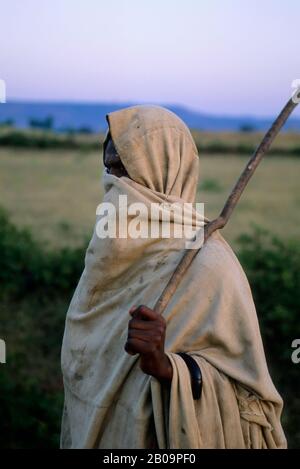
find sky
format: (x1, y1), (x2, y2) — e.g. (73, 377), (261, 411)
(0, 0), (299, 117)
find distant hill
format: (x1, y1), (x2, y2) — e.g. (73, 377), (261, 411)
(0, 100), (300, 132)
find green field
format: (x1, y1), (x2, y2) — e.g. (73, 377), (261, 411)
(0, 147), (299, 248)
(1, 135), (300, 448)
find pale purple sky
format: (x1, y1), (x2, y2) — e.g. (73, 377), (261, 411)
(0, 0), (299, 117)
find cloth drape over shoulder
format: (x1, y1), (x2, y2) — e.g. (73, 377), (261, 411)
(60, 105), (287, 449)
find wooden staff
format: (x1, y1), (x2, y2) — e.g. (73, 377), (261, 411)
(154, 96), (299, 315)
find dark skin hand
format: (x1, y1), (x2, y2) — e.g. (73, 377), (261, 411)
(125, 305), (173, 384)
(103, 134), (173, 383)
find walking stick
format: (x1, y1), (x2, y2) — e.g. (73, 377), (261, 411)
(154, 96), (299, 315)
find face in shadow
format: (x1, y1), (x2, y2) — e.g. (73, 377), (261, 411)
(103, 135), (129, 178)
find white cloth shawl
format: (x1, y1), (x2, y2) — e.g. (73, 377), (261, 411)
(60, 105), (287, 449)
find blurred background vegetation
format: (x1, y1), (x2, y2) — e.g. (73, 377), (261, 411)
(0, 128), (299, 447)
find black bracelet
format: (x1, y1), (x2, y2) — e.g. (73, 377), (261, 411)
(176, 352), (202, 400)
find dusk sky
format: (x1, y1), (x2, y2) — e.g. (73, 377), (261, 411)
(1, 0), (299, 117)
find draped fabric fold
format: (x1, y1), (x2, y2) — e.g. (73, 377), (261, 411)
(60, 105), (286, 449)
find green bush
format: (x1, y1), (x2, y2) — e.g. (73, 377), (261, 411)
(0, 210), (86, 448)
(238, 227), (300, 367)
(1, 129), (300, 156)
(0, 130), (80, 150)
(237, 227), (300, 447)
(0, 208), (85, 300)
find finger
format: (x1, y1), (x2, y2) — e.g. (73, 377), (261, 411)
(130, 304), (159, 321)
(124, 341), (138, 355)
(129, 318), (159, 331)
(129, 305), (138, 315)
(125, 337), (153, 356)
(128, 329), (161, 340)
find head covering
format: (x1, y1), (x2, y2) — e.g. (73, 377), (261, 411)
(61, 105), (286, 449)
(105, 105), (199, 203)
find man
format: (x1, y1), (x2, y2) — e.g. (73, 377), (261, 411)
(61, 105), (287, 449)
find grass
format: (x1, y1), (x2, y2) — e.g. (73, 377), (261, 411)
(0, 148), (99, 248)
(191, 130), (300, 153)
(198, 154), (300, 244)
(0, 145), (300, 248)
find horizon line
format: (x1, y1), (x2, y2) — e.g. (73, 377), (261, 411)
(4, 97), (296, 122)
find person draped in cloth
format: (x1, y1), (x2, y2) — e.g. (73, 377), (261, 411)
(60, 105), (287, 449)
